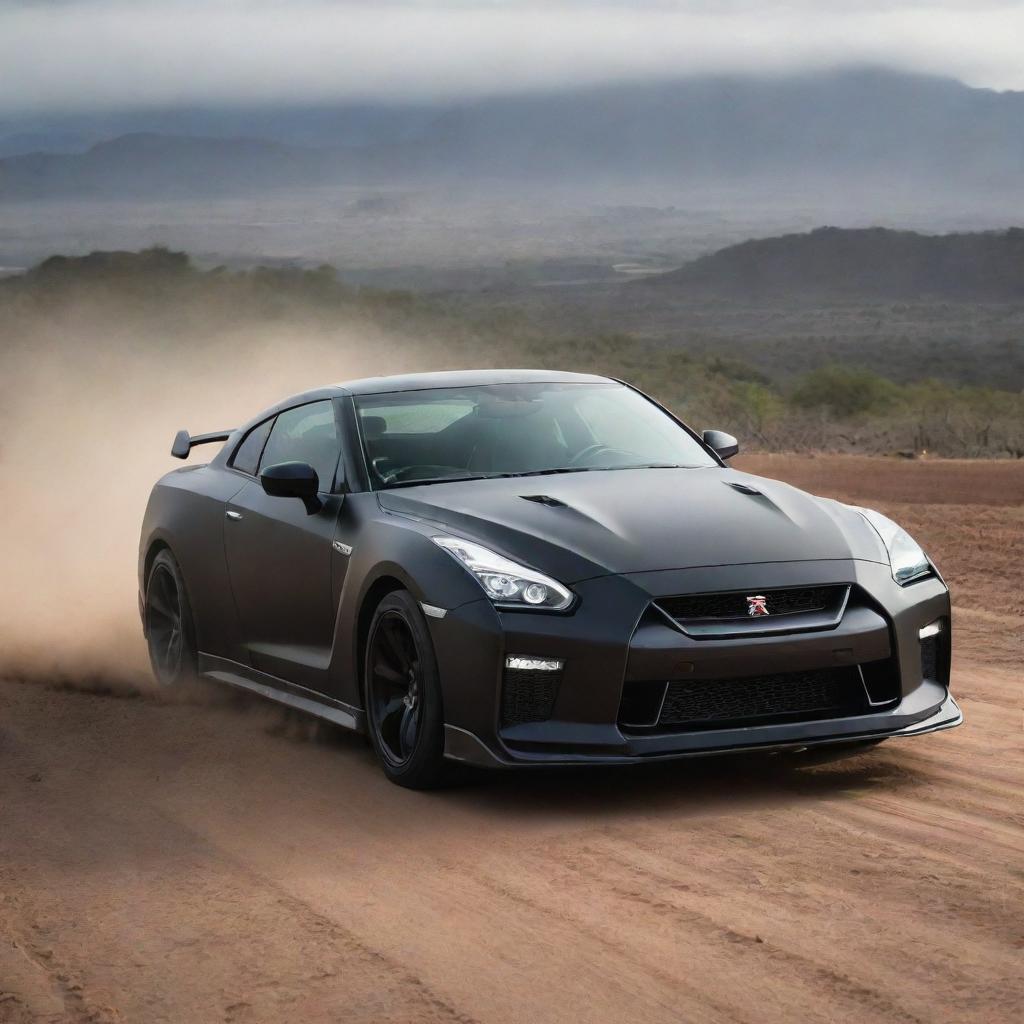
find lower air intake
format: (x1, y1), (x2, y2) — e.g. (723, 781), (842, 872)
(921, 636), (938, 682)
(501, 666), (561, 726)
(920, 628), (949, 685)
(621, 667), (868, 732)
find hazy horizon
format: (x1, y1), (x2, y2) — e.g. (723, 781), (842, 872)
(3, 5), (1023, 329)
(2, 1), (1024, 118)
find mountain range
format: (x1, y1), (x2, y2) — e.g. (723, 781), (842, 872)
(1, 68), (1022, 200)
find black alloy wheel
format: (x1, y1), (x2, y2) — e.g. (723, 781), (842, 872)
(365, 591), (446, 788)
(145, 549), (198, 686)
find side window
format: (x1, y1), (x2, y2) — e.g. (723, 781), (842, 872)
(258, 401), (341, 492)
(231, 417), (274, 476)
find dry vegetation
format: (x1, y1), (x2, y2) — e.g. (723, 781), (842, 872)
(3, 249), (1023, 464)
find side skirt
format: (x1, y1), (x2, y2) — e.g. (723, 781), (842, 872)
(198, 653), (366, 733)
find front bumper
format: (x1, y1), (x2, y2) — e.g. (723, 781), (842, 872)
(443, 692), (963, 767)
(426, 558), (959, 769)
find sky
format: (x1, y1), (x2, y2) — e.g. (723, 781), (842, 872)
(2, 1), (1023, 114)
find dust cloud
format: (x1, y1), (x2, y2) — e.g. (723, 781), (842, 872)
(0, 305), (428, 691)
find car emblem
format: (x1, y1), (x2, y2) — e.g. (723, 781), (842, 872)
(747, 595), (769, 616)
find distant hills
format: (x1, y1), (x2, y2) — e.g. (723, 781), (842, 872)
(412, 69), (1024, 187)
(1, 68), (1023, 199)
(637, 227), (1024, 301)
(0, 133), (339, 199)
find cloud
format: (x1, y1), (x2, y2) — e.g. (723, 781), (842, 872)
(1, 1), (1022, 114)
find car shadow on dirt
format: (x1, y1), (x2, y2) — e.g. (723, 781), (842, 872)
(432, 746), (923, 821)
(285, 709), (925, 821)
(11, 674), (927, 825)
(204, 685), (928, 821)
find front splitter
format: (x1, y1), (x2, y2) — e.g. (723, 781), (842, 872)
(442, 694), (963, 769)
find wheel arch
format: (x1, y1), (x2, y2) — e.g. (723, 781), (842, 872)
(140, 535), (174, 637)
(143, 537), (172, 587)
(355, 574), (408, 704)
(335, 527), (486, 711)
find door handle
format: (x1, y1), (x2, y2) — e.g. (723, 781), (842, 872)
(225, 510), (243, 521)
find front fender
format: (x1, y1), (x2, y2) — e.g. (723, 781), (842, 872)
(327, 510), (502, 707)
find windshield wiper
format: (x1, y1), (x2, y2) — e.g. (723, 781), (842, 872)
(383, 464), (701, 488)
(383, 473), (505, 489)
(506, 463), (700, 478)
(503, 467), (596, 478)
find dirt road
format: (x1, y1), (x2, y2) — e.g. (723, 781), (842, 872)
(2, 456), (1022, 1024)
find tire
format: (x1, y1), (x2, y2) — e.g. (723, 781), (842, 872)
(364, 591), (446, 789)
(144, 548), (199, 687)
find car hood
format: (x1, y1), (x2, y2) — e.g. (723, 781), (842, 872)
(377, 466), (889, 582)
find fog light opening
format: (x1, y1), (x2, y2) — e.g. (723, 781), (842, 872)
(918, 620), (944, 641)
(505, 655), (564, 672)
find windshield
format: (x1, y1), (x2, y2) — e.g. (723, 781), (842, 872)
(354, 382), (717, 488)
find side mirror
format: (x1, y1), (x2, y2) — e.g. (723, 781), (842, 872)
(260, 461), (322, 514)
(702, 429), (739, 461)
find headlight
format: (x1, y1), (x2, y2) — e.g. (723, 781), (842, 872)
(854, 508), (932, 585)
(432, 536), (574, 611)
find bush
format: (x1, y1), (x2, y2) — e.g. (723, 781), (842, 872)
(790, 365), (900, 417)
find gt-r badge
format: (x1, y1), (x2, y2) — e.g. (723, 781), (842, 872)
(747, 595), (769, 616)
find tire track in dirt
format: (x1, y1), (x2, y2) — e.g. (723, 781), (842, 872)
(0, 736), (482, 1024)
(486, 834), (930, 1024)
(450, 857), (745, 1024)
(0, 929), (96, 1024)
(580, 819), (1023, 1023)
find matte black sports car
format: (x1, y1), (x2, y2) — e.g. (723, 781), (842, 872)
(139, 370), (961, 787)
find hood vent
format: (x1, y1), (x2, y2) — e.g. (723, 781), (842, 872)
(521, 494), (568, 507)
(726, 481), (763, 495)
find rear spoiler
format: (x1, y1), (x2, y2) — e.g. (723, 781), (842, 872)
(171, 428), (234, 460)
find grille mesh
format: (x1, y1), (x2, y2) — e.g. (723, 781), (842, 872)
(659, 586), (843, 622)
(501, 667), (561, 726)
(919, 619), (950, 685)
(921, 637), (937, 681)
(651, 668), (864, 730)
(920, 635), (941, 682)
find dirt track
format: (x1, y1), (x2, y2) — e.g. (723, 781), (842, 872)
(2, 456), (1022, 1024)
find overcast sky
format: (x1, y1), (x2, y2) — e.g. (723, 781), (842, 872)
(2, 1), (1023, 115)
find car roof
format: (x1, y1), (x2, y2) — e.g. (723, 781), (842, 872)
(332, 369), (615, 396)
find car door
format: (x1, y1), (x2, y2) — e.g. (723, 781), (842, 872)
(223, 399), (347, 692)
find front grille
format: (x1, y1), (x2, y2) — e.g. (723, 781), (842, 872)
(619, 666), (868, 732)
(501, 667), (561, 726)
(660, 586), (843, 622)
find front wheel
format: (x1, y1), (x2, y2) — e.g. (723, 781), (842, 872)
(364, 591), (446, 789)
